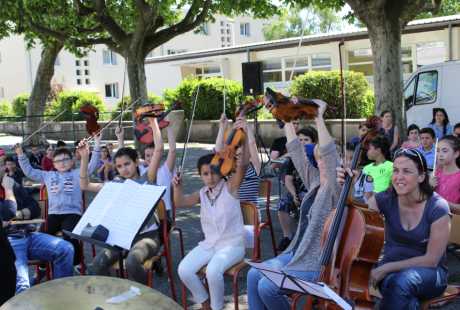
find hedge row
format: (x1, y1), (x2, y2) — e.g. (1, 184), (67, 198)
(7, 71), (375, 122)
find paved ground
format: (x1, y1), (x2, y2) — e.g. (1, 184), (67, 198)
(7, 139), (460, 309)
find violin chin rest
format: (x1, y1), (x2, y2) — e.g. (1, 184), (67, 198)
(78, 111), (96, 119)
(133, 128), (149, 140)
(210, 165), (220, 175)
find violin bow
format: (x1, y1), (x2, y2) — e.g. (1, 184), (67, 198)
(339, 38), (346, 151)
(286, 4), (312, 94)
(432, 138), (439, 177)
(119, 57), (128, 128)
(11, 109), (67, 149)
(77, 97), (140, 148)
(176, 85), (200, 186)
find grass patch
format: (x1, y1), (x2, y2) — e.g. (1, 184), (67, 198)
(177, 213), (188, 217)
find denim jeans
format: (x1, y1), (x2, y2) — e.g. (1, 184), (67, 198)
(8, 232), (74, 294)
(378, 258), (448, 310)
(247, 251), (320, 310)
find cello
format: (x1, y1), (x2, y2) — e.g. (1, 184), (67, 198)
(303, 116), (386, 310)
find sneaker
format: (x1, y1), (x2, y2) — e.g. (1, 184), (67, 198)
(29, 268), (47, 286)
(277, 237), (292, 252)
(152, 258), (164, 277)
(75, 264), (94, 276)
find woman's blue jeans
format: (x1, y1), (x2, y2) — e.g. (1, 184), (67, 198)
(247, 251), (319, 310)
(378, 258), (448, 310)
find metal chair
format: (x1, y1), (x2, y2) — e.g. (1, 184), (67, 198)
(182, 201), (259, 310)
(108, 200), (178, 301)
(258, 180), (277, 259)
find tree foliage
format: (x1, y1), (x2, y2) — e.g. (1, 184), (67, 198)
(12, 94), (30, 117)
(415, 0), (460, 19)
(289, 70), (374, 119)
(263, 5), (343, 41)
(0, 100), (14, 121)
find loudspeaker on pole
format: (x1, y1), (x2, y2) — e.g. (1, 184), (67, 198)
(242, 62), (264, 96)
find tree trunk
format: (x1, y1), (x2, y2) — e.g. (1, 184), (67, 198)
(367, 19), (407, 144)
(25, 41), (63, 146)
(127, 53), (149, 151)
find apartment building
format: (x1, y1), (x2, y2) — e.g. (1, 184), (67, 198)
(0, 13), (276, 110)
(144, 15), (460, 96)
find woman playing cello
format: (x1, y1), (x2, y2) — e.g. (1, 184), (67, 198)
(337, 148), (451, 309)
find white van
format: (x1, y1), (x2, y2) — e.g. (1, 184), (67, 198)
(404, 60), (460, 129)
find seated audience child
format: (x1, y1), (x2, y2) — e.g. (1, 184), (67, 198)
(41, 145), (57, 172)
(79, 118), (165, 285)
(72, 148), (81, 169)
(417, 127), (438, 168)
(270, 121), (300, 169)
(276, 126), (317, 252)
(401, 124), (422, 149)
(28, 145), (43, 170)
(363, 136), (393, 193)
(427, 108), (452, 139)
(454, 123), (460, 138)
(97, 146), (114, 182)
(56, 140), (67, 149)
(106, 142), (114, 157)
(345, 141), (374, 203)
(337, 148), (451, 309)
(14, 134), (101, 276)
(4, 157), (23, 185)
(1, 168), (74, 293)
(0, 149), (5, 168)
(349, 121), (368, 143)
(429, 135), (460, 213)
(174, 116), (250, 310)
(215, 113), (261, 258)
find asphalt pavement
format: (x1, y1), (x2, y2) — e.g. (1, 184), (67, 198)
(16, 141), (460, 309)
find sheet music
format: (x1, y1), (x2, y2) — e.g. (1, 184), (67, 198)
(73, 180), (166, 250)
(246, 262), (352, 310)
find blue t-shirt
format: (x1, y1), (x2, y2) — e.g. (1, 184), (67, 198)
(417, 145), (437, 167)
(375, 190), (450, 271)
(427, 123), (452, 139)
(305, 144), (317, 168)
(349, 136), (360, 143)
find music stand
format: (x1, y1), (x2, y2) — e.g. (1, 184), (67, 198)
(247, 262), (354, 310)
(65, 179), (165, 279)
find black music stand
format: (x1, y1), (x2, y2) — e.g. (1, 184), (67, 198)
(65, 179), (165, 279)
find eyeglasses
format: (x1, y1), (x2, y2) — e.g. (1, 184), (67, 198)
(394, 148), (425, 172)
(53, 158), (71, 165)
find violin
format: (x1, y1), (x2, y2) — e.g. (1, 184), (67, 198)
(133, 100), (183, 145)
(262, 88), (336, 128)
(303, 116), (386, 310)
(79, 103), (101, 135)
(134, 103), (165, 121)
(210, 98), (261, 176)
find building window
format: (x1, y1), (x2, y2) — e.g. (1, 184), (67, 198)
(227, 37), (231, 42)
(240, 23), (250, 36)
(195, 66), (221, 79)
(76, 70), (81, 75)
(77, 79), (82, 85)
(146, 51), (153, 58)
(84, 60), (89, 66)
(55, 56), (60, 66)
(221, 37), (225, 42)
(76, 60), (81, 66)
(0, 53), (2, 63)
(222, 44), (226, 48)
(220, 21), (224, 26)
(85, 79), (91, 84)
(416, 42), (446, 68)
(227, 45), (232, 47)
(105, 83), (118, 99)
(262, 53), (332, 85)
(227, 29), (231, 35)
(103, 50), (116, 65)
(221, 29), (225, 34)
(199, 23), (209, 35)
(167, 49), (185, 55)
(85, 70), (90, 75)
(84, 51), (89, 57)
(0, 87), (4, 98)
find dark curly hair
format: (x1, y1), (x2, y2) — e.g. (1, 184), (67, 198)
(113, 147), (140, 176)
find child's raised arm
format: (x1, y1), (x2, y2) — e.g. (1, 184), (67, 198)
(227, 116), (250, 197)
(172, 168), (200, 207)
(147, 117), (164, 183)
(79, 139), (103, 193)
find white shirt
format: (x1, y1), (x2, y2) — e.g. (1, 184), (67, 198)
(352, 172), (375, 203)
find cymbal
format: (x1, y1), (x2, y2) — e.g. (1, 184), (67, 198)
(0, 276), (181, 310)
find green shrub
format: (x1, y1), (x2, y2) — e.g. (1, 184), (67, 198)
(289, 70), (374, 119)
(162, 75), (249, 120)
(0, 100), (14, 121)
(113, 92), (165, 120)
(46, 90), (108, 121)
(12, 94), (30, 117)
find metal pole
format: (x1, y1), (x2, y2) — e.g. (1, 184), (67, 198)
(247, 48), (251, 62)
(223, 60), (226, 115)
(72, 114), (76, 143)
(449, 23), (453, 61)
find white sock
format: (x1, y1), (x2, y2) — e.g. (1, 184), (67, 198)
(284, 235), (292, 240)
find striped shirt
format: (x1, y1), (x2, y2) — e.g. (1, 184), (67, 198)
(238, 163), (261, 208)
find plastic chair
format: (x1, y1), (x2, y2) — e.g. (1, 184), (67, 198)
(258, 180), (277, 259)
(368, 213), (460, 309)
(27, 199), (52, 284)
(182, 201), (259, 310)
(41, 185), (89, 276)
(108, 200), (178, 301)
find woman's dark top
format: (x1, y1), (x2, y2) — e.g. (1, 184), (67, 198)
(383, 124), (395, 148)
(375, 190), (451, 271)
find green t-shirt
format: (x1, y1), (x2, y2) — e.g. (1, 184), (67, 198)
(363, 160), (393, 193)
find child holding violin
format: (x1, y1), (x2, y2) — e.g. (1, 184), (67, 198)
(337, 148), (451, 309)
(215, 113), (261, 258)
(174, 116), (250, 310)
(78, 117), (165, 285)
(14, 133), (102, 276)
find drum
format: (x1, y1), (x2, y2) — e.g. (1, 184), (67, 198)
(0, 276), (181, 310)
